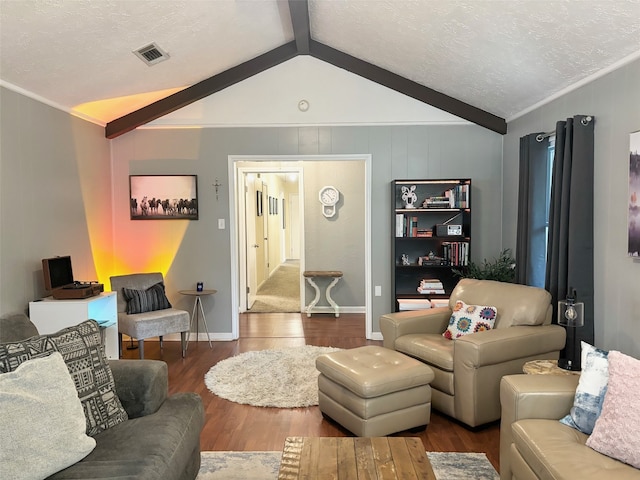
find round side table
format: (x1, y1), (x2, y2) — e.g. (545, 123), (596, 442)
(523, 359), (580, 376)
(179, 289), (217, 350)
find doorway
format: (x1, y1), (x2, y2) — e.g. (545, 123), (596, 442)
(229, 154), (373, 340)
(236, 164), (304, 314)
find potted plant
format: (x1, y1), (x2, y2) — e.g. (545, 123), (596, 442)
(453, 248), (516, 283)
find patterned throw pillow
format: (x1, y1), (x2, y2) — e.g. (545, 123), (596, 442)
(0, 319), (128, 436)
(122, 281), (172, 314)
(443, 300), (497, 340)
(559, 342), (609, 434)
(586, 351), (640, 469)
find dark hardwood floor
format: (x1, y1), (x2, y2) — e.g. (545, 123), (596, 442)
(119, 312), (500, 471)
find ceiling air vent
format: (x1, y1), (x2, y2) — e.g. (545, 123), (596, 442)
(133, 43), (170, 66)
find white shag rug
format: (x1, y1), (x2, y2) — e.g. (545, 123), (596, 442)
(204, 345), (341, 408)
(197, 451), (499, 480)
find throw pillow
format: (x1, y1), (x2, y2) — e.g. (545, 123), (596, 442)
(586, 351), (640, 468)
(443, 300), (497, 340)
(559, 341), (609, 434)
(0, 353), (96, 480)
(122, 281), (172, 314)
(0, 319), (128, 436)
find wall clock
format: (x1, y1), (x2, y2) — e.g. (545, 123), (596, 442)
(319, 186), (340, 218)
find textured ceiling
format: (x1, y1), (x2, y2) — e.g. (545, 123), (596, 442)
(1, 0), (639, 125)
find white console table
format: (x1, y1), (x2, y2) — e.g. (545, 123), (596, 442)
(29, 292), (118, 359)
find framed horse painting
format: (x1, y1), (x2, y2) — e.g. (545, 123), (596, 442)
(130, 175), (198, 220)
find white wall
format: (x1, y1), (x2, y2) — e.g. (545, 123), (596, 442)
(503, 58), (640, 357)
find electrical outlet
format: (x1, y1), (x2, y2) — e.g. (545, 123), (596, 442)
(218, 218), (225, 229)
(375, 285), (382, 296)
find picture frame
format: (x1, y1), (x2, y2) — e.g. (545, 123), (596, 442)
(629, 131), (639, 257)
(130, 175), (198, 220)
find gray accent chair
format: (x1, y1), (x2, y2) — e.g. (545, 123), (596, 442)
(0, 313), (204, 480)
(110, 273), (190, 359)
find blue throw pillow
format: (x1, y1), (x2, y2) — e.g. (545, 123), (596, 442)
(559, 342), (609, 435)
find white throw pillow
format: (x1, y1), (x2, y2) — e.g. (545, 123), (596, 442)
(0, 352), (96, 480)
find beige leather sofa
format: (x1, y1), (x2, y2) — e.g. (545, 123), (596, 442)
(380, 278), (566, 427)
(500, 374), (640, 479)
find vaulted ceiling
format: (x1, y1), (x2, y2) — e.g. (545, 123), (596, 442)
(1, 0), (639, 138)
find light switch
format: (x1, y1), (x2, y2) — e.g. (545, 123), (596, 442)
(375, 285), (382, 296)
(218, 218), (225, 229)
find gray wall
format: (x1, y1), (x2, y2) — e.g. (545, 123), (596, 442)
(112, 125), (503, 334)
(302, 159), (365, 309)
(503, 58), (640, 357)
(0, 86), (112, 314)
(0, 86), (503, 335)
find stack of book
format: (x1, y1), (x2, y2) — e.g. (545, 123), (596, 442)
(422, 196), (451, 208)
(417, 278), (445, 294)
(397, 298), (432, 311)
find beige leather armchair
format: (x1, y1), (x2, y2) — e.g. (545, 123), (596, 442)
(380, 278), (566, 428)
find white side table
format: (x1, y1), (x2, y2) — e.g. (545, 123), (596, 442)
(179, 289), (216, 350)
(29, 292), (118, 359)
(302, 271), (343, 317)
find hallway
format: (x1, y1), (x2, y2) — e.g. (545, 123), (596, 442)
(249, 260), (300, 313)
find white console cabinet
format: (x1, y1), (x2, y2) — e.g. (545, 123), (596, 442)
(29, 292), (119, 359)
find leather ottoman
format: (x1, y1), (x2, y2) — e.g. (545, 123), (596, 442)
(316, 345), (434, 437)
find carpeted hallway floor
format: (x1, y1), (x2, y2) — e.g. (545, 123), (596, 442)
(249, 260), (300, 313)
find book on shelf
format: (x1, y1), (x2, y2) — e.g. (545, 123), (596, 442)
(419, 278), (444, 289)
(410, 216), (418, 237)
(416, 229), (433, 237)
(430, 298), (450, 308)
(418, 256), (447, 266)
(395, 214), (404, 237)
(397, 298), (432, 311)
(417, 288), (446, 294)
(441, 241), (469, 266)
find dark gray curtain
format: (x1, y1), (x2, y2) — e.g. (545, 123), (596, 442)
(515, 134), (550, 287)
(546, 115), (595, 361)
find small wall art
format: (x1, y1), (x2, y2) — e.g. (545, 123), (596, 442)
(256, 190), (263, 216)
(130, 175), (198, 220)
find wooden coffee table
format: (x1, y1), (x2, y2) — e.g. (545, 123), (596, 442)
(278, 436), (435, 479)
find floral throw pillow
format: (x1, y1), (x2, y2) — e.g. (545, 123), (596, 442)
(443, 300), (497, 340)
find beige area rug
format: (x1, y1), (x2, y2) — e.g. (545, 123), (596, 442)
(249, 260), (301, 313)
(197, 451), (499, 479)
(204, 345), (340, 408)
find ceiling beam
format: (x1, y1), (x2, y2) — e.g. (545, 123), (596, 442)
(309, 40), (507, 135)
(289, 0), (310, 54)
(105, 42), (298, 139)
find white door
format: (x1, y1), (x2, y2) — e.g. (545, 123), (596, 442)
(289, 193), (300, 259)
(245, 174), (259, 309)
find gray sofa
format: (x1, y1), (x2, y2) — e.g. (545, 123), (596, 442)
(0, 313), (204, 480)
